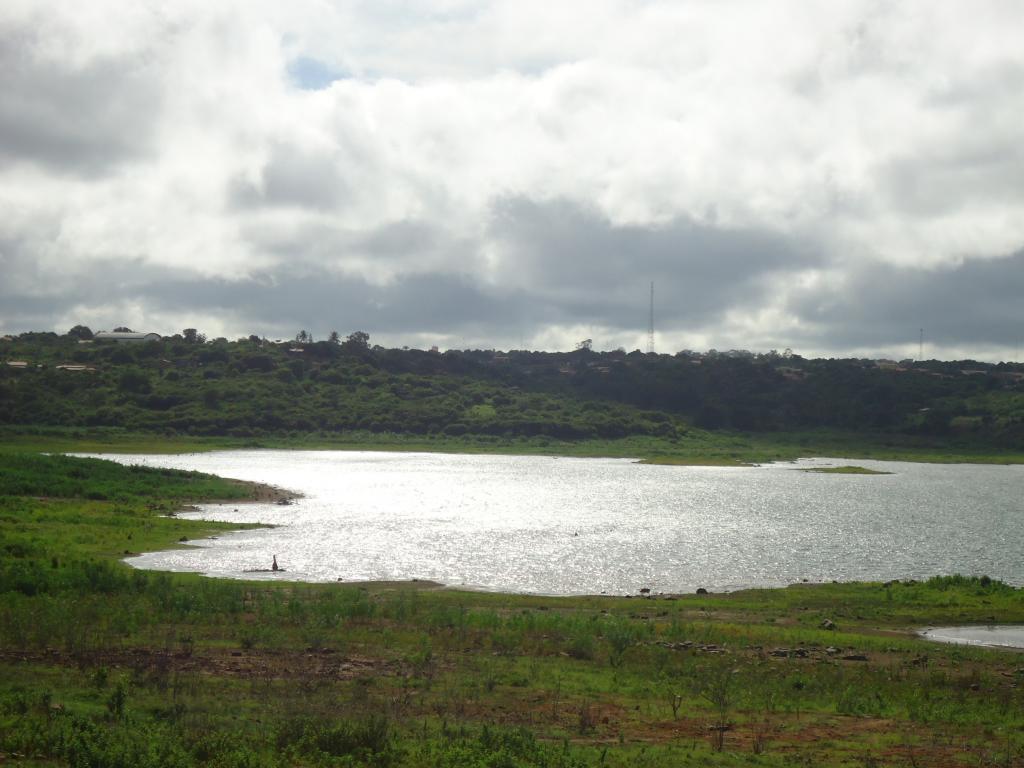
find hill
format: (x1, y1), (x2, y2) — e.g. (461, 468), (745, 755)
(1, 330), (1022, 451)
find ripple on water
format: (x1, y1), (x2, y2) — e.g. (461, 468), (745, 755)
(77, 450), (1024, 596)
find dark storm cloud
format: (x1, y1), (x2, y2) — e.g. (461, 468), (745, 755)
(244, 216), (476, 276)
(0, 197), (823, 343)
(0, 253), (533, 339)
(143, 270), (532, 336)
(787, 250), (1024, 351)
(0, 22), (161, 175)
(489, 197), (820, 329)
(0, 292), (64, 330)
(2, 215), (1022, 358)
(150, 197), (823, 341)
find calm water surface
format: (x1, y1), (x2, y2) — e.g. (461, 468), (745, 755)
(86, 451), (1024, 595)
(921, 626), (1024, 650)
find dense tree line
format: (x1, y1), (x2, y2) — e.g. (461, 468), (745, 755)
(1, 330), (1022, 443)
(0, 331), (683, 440)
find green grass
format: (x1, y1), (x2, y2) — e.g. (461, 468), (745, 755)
(2, 450), (1024, 766)
(0, 451), (252, 501)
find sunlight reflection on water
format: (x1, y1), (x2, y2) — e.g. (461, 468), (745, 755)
(83, 451), (1024, 595)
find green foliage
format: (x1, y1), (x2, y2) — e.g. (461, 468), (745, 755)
(275, 715), (391, 762)
(0, 335), (695, 441)
(413, 724), (588, 767)
(6, 332), (1019, 448)
(0, 452), (247, 502)
(603, 617), (643, 667)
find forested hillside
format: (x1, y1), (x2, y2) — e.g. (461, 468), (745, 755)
(2, 329), (1022, 445)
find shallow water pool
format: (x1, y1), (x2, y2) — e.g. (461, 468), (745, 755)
(920, 626), (1024, 650)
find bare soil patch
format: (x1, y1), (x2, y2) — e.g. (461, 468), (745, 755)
(0, 647), (397, 681)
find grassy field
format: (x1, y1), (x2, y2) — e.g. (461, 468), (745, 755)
(1, 450), (1023, 766)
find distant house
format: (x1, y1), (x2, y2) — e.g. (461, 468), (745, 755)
(5, 360), (29, 369)
(94, 331), (161, 343)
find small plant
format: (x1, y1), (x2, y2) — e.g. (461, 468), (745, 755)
(604, 619), (637, 667)
(407, 639), (434, 680)
(698, 663), (736, 752)
(106, 678), (129, 721)
(91, 666), (109, 690)
(577, 700), (596, 734)
(567, 629), (596, 660)
(752, 719), (771, 754)
(668, 690), (683, 720)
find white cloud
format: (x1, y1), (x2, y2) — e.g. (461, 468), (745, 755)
(1, 1), (1022, 359)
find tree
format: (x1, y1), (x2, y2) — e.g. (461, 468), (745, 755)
(118, 368), (151, 394)
(295, 330), (311, 344)
(183, 328), (206, 344)
(113, 326), (134, 333)
(346, 331), (370, 349)
(328, 330), (341, 345)
(67, 325), (93, 340)
(699, 662), (736, 752)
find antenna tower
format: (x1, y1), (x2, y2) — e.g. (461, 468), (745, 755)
(647, 282), (655, 354)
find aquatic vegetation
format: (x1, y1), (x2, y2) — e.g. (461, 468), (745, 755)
(798, 465), (892, 474)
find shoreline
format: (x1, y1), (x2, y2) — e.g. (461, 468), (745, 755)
(225, 478), (301, 505)
(118, 478), (303, 562)
(6, 427), (1024, 466)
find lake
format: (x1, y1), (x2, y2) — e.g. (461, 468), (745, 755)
(86, 451), (1024, 595)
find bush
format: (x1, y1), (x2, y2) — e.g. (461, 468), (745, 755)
(276, 715), (391, 761)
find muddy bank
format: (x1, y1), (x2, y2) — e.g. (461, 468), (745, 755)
(236, 479), (300, 504)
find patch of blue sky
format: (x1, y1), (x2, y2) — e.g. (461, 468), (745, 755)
(287, 56), (349, 90)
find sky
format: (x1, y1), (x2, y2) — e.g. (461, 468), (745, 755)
(1, 1), (1022, 361)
